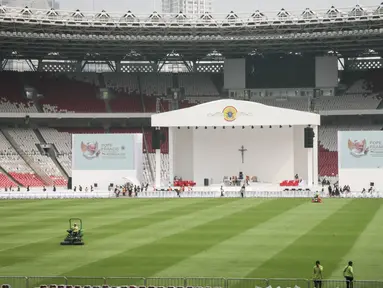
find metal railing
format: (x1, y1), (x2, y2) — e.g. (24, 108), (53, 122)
(0, 276), (382, 288)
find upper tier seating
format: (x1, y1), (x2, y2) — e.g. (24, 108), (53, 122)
(140, 73), (173, 97)
(104, 73), (139, 93)
(24, 73), (105, 113)
(315, 95), (381, 111)
(252, 97), (310, 111)
(178, 73), (219, 96)
(344, 79), (372, 96)
(0, 71), (38, 112)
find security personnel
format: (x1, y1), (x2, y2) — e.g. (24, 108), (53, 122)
(313, 260), (323, 288)
(343, 261), (354, 288)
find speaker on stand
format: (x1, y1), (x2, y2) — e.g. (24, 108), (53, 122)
(304, 127), (315, 148)
(67, 177), (72, 190)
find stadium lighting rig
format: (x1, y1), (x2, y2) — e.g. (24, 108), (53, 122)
(0, 3), (383, 27)
(0, 28), (381, 41)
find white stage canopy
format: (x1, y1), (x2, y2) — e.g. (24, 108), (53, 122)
(152, 99), (320, 188)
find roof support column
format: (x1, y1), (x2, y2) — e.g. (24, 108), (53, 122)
(115, 61), (121, 72)
(155, 148), (161, 188)
(76, 60), (82, 72)
(168, 127), (174, 185)
(192, 60), (197, 72)
(37, 59), (44, 71)
(312, 125), (319, 187)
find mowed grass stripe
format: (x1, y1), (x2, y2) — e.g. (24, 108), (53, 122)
(0, 198), (213, 269)
(63, 199), (301, 277)
(330, 202), (383, 280)
(0, 198), (178, 249)
(0, 198), (240, 275)
(4, 199), (266, 276)
(245, 199), (381, 279)
(0, 198), (97, 216)
(156, 199), (350, 278)
(0, 199), (158, 230)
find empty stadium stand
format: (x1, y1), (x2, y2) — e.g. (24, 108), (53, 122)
(0, 131), (45, 187)
(252, 97), (310, 111)
(314, 95), (381, 111)
(178, 73), (219, 96)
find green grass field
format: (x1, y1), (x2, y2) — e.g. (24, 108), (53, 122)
(0, 198), (382, 284)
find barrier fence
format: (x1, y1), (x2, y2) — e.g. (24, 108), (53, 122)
(0, 190), (382, 199)
(1, 276), (382, 288)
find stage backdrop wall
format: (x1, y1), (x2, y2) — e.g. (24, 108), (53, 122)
(338, 131), (383, 191)
(173, 127), (295, 186)
(72, 133), (143, 189)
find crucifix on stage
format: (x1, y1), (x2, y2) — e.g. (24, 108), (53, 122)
(238, 145), (247, 164)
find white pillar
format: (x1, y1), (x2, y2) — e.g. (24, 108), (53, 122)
(155, 149), (161, 188)
(313, 125), (319, 186)
(307, 148), (313, 187)
(168, 127), (174, 184)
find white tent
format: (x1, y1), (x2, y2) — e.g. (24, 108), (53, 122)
(152, 99), (320, 187)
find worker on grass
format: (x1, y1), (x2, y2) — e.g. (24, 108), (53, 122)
(67, 223), (79, 237)
(313, 260), (323, 288)
(343, 261), (354, 288)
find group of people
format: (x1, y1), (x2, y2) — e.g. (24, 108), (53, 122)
(313, 260), (354, 288)
(219, 185), (246, 198)
(112, 182), (149, 197)
(327, 183), (351, 197)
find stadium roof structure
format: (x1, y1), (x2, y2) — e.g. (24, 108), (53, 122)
(151, 99), (320, 127)
(1, 4), (383, 61)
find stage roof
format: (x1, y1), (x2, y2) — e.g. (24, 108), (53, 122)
(151, 99), (320, 127)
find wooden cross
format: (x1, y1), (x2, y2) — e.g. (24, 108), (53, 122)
(239, 145), (247, 164)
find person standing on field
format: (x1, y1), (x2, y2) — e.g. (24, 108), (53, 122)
(313, 260), (323, 288)
(343, 261), (354, 288)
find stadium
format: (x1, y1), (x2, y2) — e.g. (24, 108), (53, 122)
(1, 2), (383, 288)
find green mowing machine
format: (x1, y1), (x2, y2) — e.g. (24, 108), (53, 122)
(60, 218), (85, 246)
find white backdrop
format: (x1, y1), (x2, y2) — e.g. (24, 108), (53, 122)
(72, 133), (143, 189)
(338, 131), (383, 191)
(173, 127), (309, 186)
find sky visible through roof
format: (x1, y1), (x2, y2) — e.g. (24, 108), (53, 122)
(57, 0), (381, 15)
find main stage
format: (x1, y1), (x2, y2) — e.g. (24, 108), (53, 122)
(152, 99), (321, 187)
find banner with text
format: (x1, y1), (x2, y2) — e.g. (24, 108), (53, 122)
(72, 134), (135, 170)
(338, 131), (383, 169)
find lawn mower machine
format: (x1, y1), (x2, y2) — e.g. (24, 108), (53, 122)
(60, 218), (84, 245)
